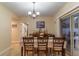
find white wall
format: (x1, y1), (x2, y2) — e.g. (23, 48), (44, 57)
(0, 4), (17, 55)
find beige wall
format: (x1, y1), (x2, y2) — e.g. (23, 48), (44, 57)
(53, 2), (79, 37)
(0, 4), (17, 55)
(19, 16), (54, 35)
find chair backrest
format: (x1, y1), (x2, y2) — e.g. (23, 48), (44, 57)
(37, 37), (48, 50)
(23, 37), (34, 49)
(53, 37), (65, 51)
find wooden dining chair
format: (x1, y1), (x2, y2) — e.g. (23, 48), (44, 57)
(37, 37), (48, 56)
(23, 37), (34, 56)
(52, 37), (65, 56)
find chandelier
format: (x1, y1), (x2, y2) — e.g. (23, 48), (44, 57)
(28, 2), (40, 19)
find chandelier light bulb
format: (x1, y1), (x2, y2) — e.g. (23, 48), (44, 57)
(28, 11), (32, 15)
(32, 14), (36, 17)
(36, 12), (40, 15)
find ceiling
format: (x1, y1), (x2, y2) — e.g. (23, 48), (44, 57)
(1, 2), (66, 17)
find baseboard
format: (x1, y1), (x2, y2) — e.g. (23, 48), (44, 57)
(0, 47), (11, 56)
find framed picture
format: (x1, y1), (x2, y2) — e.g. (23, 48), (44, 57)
(36, 21), (45, 28)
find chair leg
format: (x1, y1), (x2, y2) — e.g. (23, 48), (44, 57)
(21, 47), (23, 56)
(62, 49), (65, 56)
(32, 50), (34, 56)
(46, 49), (47, 56)
(38, 51), (39, 56)
(33, 48), (35, 56)
(58, 52), (60, 55)
(53, 51), (55, 56)
(27, 51), (28, 56)
(37, 49), (39, 56)
(24, 50), (26, 56)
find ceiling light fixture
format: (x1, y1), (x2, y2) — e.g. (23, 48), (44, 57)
(28, 2), (40, 19)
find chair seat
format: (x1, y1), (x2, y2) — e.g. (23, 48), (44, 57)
(25, 48), (34, 50)
(38, 47), (47, 50)
(54, 47), (62, 49)
(53, 49), (63, 51)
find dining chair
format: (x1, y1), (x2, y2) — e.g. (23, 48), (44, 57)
(23, 37), (34, 56)
(37, 37), (48, 56)
(52, 37), (65, 56)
